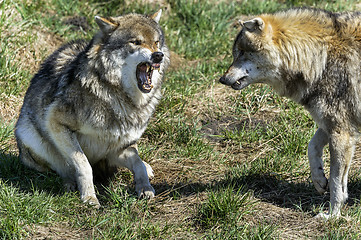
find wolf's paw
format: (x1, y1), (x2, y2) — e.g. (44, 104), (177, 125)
(315, 212), (331, 221)
(314, 211), (341, 221)
(312, 175), (328, 195)
(142, 161), (154, 179)
(136, 185), (155, 199)
(82, 195), (101, 209)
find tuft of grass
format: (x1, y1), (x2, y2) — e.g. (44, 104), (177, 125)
(196, 185), (256, 228)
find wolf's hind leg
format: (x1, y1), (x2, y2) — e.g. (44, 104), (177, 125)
(15, 123), (52, 173)
(308, 128), (329, 194)
(109, 145), (155, 199)
(17, 139), (49, 173)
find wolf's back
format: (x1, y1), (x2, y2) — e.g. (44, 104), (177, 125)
(20, 40), (89, 111)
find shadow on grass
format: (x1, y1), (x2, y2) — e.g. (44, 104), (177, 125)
(0, 150), (135, 202)
(152, 170), (361, 214)
(2, 149), (361, 212)
(0, 151), (65, 194)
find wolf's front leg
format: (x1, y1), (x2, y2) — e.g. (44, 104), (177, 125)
(109, 145), (155, 198)
(317, 131), (355, 219)
(48, 123), (100, 208)
(308, 128), (329, 194)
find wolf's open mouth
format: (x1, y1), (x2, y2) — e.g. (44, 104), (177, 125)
(136, 62), (160, 93)
(231, 76), (247, 90)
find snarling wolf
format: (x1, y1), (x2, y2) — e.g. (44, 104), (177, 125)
(15, 10), (170, 207)
(220, 7), (361, 219)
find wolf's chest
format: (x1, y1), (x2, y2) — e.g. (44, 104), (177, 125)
(77, 123), (146, 161)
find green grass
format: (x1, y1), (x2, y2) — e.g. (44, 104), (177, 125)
(1, 0), (361, 239)
(196, 185), (256, 227)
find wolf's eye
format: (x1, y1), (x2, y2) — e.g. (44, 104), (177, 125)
(130, 40), (142, 45)
(155, 41), (160, 47)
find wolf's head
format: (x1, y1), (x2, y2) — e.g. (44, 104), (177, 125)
(220, 10), (328, 98)
(89, 10), (169, 97)
(219, 17), (279, 91)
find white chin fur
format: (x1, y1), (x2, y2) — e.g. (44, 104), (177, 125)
(114, 50), (162, 106)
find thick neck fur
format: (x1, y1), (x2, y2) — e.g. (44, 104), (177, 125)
(260, 9), (340, 102)
(261, 8), (361, 118)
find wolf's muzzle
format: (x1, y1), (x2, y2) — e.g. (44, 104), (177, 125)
(219, 76), (227, 85)
(151, 52), (164, 63)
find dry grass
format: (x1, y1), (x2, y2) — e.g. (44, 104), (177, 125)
(25, 224), (91, 240)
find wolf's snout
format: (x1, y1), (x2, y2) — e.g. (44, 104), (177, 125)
(219, 75), (227, 84)
(151, 51), (164, 63)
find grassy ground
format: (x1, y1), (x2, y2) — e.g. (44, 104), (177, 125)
(1, 0), (361, 239)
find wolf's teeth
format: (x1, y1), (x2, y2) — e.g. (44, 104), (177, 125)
(143, 84), (153, 90)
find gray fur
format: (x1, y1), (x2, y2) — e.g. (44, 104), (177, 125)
(220, 8), (361, 219)
(15, 10), (170, 207)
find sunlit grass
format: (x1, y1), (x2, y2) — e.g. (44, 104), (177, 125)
(1, 0), (360, 239)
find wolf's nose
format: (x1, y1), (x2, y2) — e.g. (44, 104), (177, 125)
(219, 76), (226, 84)
(151, 52), (164, 63)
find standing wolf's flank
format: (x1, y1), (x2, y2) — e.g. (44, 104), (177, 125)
(220, 8), (361, 219)
(15, 10), (170, 208)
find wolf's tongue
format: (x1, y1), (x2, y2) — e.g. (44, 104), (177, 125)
(139, 70), (150, 87)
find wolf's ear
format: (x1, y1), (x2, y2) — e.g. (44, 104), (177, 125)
(95, 16), (118, 33)
(150, 9), (162, 23)
(243, 17), (264, 32)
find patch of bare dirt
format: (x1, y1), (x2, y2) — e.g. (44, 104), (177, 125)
(0, 94), (22, 123)
(149, 149), (227, 195)
(16, 27), (62, 74)
(250, 202), (324, 240)
(26, 224), (91, 240)
(150, 193), (206, 239)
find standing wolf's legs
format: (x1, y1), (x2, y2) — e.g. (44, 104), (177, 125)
(327, 132), (355, 217)
(314, 130), (355, 219)
(108, 145), (155, 198)
(308, 128), (329, 194)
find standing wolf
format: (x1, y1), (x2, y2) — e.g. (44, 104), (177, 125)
(15, 10), (170, 207)
(220, 8), (361, 219)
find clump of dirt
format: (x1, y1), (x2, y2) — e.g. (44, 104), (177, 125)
(63, 16), (91, 32)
